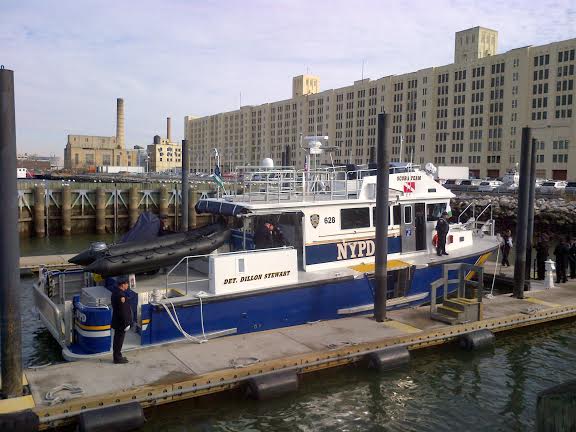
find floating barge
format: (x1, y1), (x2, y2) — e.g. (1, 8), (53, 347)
(2, 280), (576, 431)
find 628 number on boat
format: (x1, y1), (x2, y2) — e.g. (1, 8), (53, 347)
(324, 217), (336, 224)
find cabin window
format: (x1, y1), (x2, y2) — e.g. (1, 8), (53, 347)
(392, 205), (401, 225)
(404, 206), (412, 224)
(341, 207), (370, 229)
(427, 203), (447, 221)
(372, 207), (394, 226)
(372, 206), (401, 226)
(237, 258), (246, 273)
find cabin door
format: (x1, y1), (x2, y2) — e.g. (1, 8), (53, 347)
(414, 203), (427, 251)
(401, 204), (416, 253)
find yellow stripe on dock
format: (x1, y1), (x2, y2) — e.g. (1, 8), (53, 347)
(0, 374), (35, 413)
(524, 297), (562, 308)
(382, 320), (422, 334)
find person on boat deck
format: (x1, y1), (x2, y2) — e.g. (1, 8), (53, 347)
(111, 276), (133, 364)
(105, 276), (137, 323)
(500, 229), (513, 267)
(253, 220), (286, 249)
(535, 235), (549, 280)
(159, 215), (175, 236)
(554, 237), (570, 284)
(435, 212), (450, 256)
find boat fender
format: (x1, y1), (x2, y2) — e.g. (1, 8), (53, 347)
(0, 410), (39, 432)
(365, 346), (410, 371)
(246, 370), (298, 400)
(78, 402), (145, 432)
(459, 329), (494, 351)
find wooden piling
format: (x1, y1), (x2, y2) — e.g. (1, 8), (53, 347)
(34, 185), (46, 238)
(95, 187), (106, 234)
(159, 185), (169, 219)
(189, 189), (197, 228)
(61, 185), (72, 236)
(129, 186), (139, 228)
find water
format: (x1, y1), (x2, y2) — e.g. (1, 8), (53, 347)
(13, 236), (576, 431)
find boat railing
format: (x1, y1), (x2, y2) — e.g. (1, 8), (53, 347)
(471, 203), (495, 237)
(33, 278), (68, 345)
(165, 246), (295, 296)
(226, 166), (388, 203)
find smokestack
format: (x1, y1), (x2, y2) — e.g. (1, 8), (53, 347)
(167, 117), (172, 142)
(116, 98), (125, 148)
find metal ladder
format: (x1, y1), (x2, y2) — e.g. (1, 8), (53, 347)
(429, 262), (485, 325)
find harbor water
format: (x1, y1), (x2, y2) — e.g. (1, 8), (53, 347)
(12, 237), (576, 431)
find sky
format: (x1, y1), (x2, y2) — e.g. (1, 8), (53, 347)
(1, 0), (574, 157)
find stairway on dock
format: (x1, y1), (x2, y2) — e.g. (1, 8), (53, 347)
(430, 263), (484, 325)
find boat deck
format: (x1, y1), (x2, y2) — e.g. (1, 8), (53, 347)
(17, 276), (576, 430)
(130, 235), (500, 301)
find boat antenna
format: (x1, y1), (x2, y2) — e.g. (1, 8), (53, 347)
(399, 135), (404, 164)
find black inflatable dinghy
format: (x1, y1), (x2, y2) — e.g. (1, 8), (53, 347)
(69, 223), (217, 266)
(84, 224), (230, 277)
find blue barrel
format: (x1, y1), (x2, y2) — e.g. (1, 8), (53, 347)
(73, 295), (112, 354)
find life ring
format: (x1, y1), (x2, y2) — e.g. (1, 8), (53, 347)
(432, 233), (438, 247)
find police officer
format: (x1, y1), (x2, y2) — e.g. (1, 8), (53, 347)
(534, 235), (549, 281)
(111, 276), (133, 364)
(554, 237), (570, 284)
(435, 211), (450, 256)
(254, 221), (286, 249)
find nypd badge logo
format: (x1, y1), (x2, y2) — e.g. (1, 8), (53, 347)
(310, 214), (320, 229)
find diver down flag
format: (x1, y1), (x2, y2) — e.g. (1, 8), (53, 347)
(403, 181), (416, 193)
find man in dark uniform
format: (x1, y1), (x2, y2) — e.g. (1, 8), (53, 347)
(569, 237), (576, 279)
(111, 276), (133, 364)
(534, 235), (549, 281)
(253, 221), (286, 249)
(554, 238), (570, 284)
(435, 211), (450, 256)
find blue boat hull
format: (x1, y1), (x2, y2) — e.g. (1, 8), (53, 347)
(140, 252), (489, 346)
(66, 251), (492, 357)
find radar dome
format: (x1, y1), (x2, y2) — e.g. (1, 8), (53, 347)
(261, 158), (274, 168)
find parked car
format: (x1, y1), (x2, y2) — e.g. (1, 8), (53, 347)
(539, 180), (566, 193)
(457, 179), (482, 192)
(565, 181), (576, 194)
(442, 179), (462, 190)
(495, 183), (518, 193)
(478, 180), (503, 192)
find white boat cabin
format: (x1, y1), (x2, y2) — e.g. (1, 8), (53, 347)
(197, 165), (481, 278)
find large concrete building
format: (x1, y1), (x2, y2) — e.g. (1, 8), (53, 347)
(64, 98), (140, 171)
(147, 117), (182, 172)
(185, 27), (576, 180)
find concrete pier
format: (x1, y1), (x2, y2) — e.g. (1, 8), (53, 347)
(17, 182), (212, 237)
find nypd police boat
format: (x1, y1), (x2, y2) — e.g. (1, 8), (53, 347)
(33, 160), (499, 361)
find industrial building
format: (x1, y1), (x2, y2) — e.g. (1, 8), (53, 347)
(63, 98), (141, 172)
(185, 27), (576, 180)
(147, 117), (182, 173)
